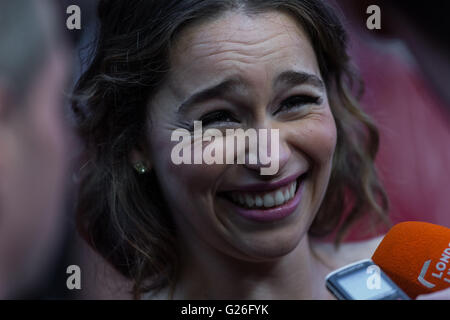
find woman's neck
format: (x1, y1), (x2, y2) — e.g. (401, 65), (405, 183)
(172, 235), (334, 300)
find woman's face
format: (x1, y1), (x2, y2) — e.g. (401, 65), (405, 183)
(146, 10), (337, 261)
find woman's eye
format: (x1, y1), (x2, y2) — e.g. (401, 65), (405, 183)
(199, 110), (238, 126)
(275, 95), (321, 115)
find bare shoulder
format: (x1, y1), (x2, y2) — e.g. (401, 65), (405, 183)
(311, 235), (385, 271)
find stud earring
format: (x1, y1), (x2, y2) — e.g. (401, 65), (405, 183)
(134, 162), (148, 174)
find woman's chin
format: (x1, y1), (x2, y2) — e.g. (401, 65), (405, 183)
(212, 182), (313, 262)
(220, 225), (308, 263)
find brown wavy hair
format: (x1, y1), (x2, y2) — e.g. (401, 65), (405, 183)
(71, 0), (390, 298)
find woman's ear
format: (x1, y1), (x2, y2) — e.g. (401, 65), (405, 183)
(130, 148), (152, 174)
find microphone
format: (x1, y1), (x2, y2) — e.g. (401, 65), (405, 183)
(372, 221), (450, 299)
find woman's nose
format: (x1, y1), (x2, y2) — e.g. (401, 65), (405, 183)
(243, 128), (291, 175)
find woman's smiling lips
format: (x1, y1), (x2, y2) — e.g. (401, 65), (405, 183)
(218, 172), (307, 222)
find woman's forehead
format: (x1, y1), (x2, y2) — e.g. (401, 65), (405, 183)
(168, 10), (321, 99)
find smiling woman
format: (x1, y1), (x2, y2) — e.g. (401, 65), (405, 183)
(71, 0), (389, 299)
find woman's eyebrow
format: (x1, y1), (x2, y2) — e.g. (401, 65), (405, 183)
(176, 76), (245, 114)
(274, 70), (325, 92)
(176, 70), (324, 114)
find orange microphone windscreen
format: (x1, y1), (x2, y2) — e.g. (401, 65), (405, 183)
(372, 221), (450, 299)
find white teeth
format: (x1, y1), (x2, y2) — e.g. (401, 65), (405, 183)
(228, 179), (299, 209)
(255, 195), (263, 207)
(284, 189), (290, 201)
(290, 181), (296, 198)
(275, 190), (285, 206)
(245, 194), (254, 208)
(263, 194), (275, 207)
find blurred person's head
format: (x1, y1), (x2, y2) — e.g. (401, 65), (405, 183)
(0, 0), (71, 298)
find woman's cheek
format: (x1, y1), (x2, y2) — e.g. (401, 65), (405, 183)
(291, 112), (337, 165)
(318, 113), (338, 161)
(152, 130), (226, 195)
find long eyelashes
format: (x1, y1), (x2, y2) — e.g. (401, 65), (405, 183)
(275, 95), (321, 115)
(195, 94), (322, 127)
(199, 110), (238, 127)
